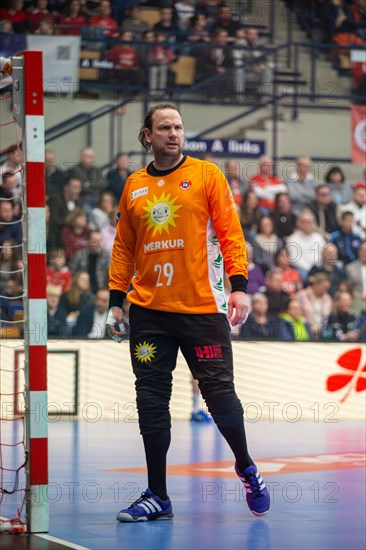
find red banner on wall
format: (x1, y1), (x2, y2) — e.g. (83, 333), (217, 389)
(351, 105), (366, 163)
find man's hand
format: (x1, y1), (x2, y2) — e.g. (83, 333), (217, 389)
(228, 291), (250, 326)
(106, 306), (127, 343)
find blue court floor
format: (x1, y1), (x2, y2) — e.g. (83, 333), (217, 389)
(1, 418), (365, 549)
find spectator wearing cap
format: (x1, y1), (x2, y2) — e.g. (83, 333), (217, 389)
(174, 0), (196, 32)
(341, 182), (366, 239)
(328, 211), (362, 265)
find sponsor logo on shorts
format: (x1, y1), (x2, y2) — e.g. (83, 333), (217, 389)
(134, 341), (157, 363)
(194, 345), (223, 361)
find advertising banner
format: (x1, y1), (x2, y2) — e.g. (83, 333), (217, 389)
(28, 35), (81, 93)
(4, 341), (365, 421)
(0, 34), (80, 93)
(351, 105), (366, 163)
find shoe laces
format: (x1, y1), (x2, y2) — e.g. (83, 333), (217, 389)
(244, 471), (264, 497)
(128, 491), (150, 509)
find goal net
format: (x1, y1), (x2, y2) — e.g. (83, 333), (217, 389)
(0, 51), (48, 534)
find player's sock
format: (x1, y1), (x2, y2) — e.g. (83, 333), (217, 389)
(192, 391), (200, 413)
(142, 430), (171, 500)
(218, 420), (253, 471)
(206, 394), (253, 471)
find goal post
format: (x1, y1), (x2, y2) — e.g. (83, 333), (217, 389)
(13, 50), (49, 533)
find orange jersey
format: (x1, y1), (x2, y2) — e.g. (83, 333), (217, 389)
(109, 156), (248, 314)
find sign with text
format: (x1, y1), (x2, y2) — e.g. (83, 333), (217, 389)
(184, 138), (265, 157)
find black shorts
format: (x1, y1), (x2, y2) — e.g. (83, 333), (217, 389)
(129, 304), (234, 396)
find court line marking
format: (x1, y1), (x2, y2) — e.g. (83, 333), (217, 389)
(35, 534), (89, 549)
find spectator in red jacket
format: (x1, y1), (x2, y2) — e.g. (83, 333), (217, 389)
(46, 247), (72, 293)
(27, 0), (55, 32)
(89, 0), (119, 37)
(106, 30), (144, 87)
(59, 0), (88, 36)
(0, 0), (30, 33)
(61, 207), (89, 263)
(250, 155), (287, 214)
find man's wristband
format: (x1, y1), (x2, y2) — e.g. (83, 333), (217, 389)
(229, 275), (248, 294)
(109, 290), (126, 309)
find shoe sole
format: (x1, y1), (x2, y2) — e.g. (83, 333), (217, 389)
(116, 513), (174, 522)
(250, 510), (269, 517)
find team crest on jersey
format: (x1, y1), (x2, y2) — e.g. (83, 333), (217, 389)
(134, 341), (157, 363)
(142, 192), (182, 235)
(179, 179), (192, 190)
(157, 179), (165, 187)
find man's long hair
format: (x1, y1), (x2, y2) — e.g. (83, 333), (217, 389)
(138, 103), (181, 152)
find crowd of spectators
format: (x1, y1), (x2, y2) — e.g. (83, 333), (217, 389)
(0, 3), (364, 343)
(1, 1), (364, 97)
(0, 141), (365, 342)
(229, 155), (366, 342)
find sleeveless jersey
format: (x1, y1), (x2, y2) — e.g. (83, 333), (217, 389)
(109, 156), (248, 314)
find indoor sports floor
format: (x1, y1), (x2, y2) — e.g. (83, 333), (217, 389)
(1, 418), (365, 550)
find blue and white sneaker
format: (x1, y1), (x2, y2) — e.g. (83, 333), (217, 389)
(235, 463), (270, 516)
(190, 410), (213, 422)
(116, 488), (174, 522)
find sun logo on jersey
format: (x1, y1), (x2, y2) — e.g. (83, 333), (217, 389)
(142, 192), (182, 235)
(134, 341), (157, 363)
